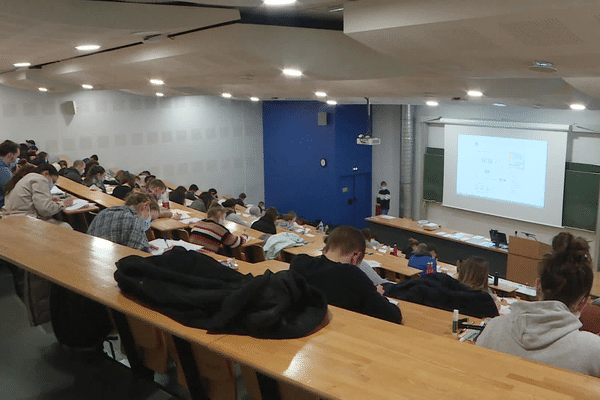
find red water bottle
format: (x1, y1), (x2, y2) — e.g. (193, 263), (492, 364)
(426, 261), (434, 274)
(392, 244), (398, 256)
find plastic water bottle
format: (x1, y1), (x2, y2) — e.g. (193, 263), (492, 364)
(317, 221), (324, 234)
(161, 193), (170, 210)
(392, 244), (398, 256)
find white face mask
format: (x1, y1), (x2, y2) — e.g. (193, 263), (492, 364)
(140, 215), (152, 232)
(48, 177), (54, 190)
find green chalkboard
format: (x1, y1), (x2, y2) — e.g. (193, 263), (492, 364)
(423, 147), (443, 202)
(562, 162), (600, 231)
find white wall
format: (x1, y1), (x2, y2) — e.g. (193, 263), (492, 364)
(372, 105), (402, 216)
(0, 85), (265, 203)
(415, 103), (600, 259)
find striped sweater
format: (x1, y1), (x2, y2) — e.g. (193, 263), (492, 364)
(189, 219), (245, 253)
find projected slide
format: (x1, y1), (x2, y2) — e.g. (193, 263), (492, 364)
(457, 135), (548, 207)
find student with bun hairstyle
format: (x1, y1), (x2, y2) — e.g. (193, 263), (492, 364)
(477, 232), (600, 377)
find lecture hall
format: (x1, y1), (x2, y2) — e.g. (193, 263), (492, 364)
(2, 1), (600, 399)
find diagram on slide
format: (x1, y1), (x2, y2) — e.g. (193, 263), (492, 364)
(456, 134), (548, 207)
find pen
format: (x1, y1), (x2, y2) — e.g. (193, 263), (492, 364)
(164, 237), (169, 247)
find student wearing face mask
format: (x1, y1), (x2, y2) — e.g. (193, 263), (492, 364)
(58, 159), (85, 184)
(189, 205), (247, 254)
(2, 163), (73, 225)
(376, 181), (391, 215)
(87, 192), (159, 252)
(0, 140), (21, 208)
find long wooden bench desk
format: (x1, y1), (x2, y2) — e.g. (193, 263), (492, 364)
(2, 216), (600, 400)
(368, 215), (509, 277)
(56, 176), (124, 209)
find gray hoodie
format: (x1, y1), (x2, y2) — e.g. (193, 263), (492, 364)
(477, 300), (600, 377)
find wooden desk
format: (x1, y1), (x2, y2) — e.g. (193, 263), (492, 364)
(2, 216), (600, 399)
(56, 176), (124, 209)
(368, 216), (509, 277)
(592, 271), (600, 298)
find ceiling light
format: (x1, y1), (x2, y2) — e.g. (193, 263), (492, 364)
(263, 0), (296, 5)
(493, 103), (507, 107)
(570, 103), (586, 110)
(75, 45), (101, 51)
(81, 84), (93, 90)
(13, 62), (30, 68)
(282, 68), (302, 77)
(329, 5), (344, 12)
(467, 90), (483, 97)
(150, 79), (164, 85)
(155, 92), (164, 97)
(426, 100), (439, 106)
(250, 97), (259, 102)
(222, 93), (232, 98)
(315, 91), (327, 97)
(326, 100), (337, 105)
(38, 87), (48, 92)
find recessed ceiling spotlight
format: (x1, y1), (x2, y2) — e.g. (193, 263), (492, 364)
(426, 100), (439, 106)
(75, 45), (101, 51)
(315, 91), (327, 97)
(528, 61), (557, 73)
(155, 92), (164, 97)
(467, 90), (483, 97)
(13, 62), (30, 68)
(570, 103), (586, 110)
(282, 68), (302, 77)
(263, 0), (296, 5)
(493, 103), (507, 107)
(250, 97), (260, 102)
(150, 79), (164, 85)
(38, 87), (48, 92)
(222, 93), (232, 98)
(81, 84), (93, 90)
(326, 100), (337, 105)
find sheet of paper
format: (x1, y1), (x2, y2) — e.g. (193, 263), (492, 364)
(50, 186), (65, 195)
(380, 215), (395, 219)
(363, 259), (381, 269)
(65, 199), (93, 211)
(179, 217), (200, 225)
(149, 239), (203, 255)
(305, 233), (315, 238)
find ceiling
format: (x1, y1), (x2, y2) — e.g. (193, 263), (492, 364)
(3, 0), (600, 109)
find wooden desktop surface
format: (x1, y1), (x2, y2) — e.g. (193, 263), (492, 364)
(56, 176), (124, 209)
(1, 216), (600, 399)
(368, 215), (507, 254)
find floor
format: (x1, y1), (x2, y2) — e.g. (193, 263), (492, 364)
(0, 266), (183, 400)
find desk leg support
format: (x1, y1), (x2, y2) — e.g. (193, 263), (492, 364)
(256, 372), (281, 400)
(111, 310), (154, 382)
(171, 336), (210, 400)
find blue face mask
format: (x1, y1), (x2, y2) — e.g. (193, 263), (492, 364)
(140, 215), (152, 232)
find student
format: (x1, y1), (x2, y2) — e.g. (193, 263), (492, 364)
(169, 186), (187, 205)
(190, 191), (213, 212)
(59, 159), (85, 184)
(248, 205), (261, 220)
(2, 164), (73, 225)
(185, 184), (199, 200)
(427, 244), (438, 259)
(209, 188), (217, 198)
(189, 205), (247, 254)
(111, 171), (136, 200)
(257, 201), (265, 214)
(457, 256), (500, 311)
(477, 232), (600, 377)
(234, 192), (246, 207)
(0, 140), (20, 208)
(31, 151), (49, 166)
(277, 211), (297, 231)
(401, 237), (419, 258)
(290, 226), (402, 324)
(251, 206), (278, 234)
(84, 165), (107, 192)
(146, 179), (174, 218)
(407, 243), (437, 276)
(376, 181), (390, 215)
(361, 228), (381, 250)
(87, 192), (159, 252)
(222, 198), (250, 227)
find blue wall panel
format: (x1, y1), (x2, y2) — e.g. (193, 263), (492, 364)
(263, 101), (372, 227)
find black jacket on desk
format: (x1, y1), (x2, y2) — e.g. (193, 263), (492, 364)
(251, 215), (277, 235)
(114, 247), (328, 338)
(384, 273), (499, 319)
(290, 254), (403, 324)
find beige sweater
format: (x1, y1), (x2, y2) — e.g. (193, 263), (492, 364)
(2, 173), (64, 219)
